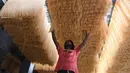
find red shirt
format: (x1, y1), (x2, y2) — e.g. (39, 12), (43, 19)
(55, 45), (80, 73)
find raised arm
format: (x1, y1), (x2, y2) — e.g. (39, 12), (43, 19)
(79, 32), (90, 49)
(51, 29), (59, 49)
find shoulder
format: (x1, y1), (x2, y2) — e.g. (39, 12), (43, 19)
(74, 46), (81, 53)
(57, 44), (64, 52)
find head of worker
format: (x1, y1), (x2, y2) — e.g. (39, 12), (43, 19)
(64, 40), (75, 50)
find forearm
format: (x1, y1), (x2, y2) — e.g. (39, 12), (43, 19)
(79, 38), (87, 48)
(52, 31), (57, 43)
(79, 34), (89, 48)
(52, 31), (58, 48)
(82, 38), (88, 45)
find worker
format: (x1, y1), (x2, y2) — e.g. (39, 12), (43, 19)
(51, 29), (90, 73)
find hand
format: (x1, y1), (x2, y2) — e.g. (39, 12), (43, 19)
(79, 32), (90, 49)
(52, 28), (55, 32)
(52, 29), (56, 34)
(86, 32), (90, 37)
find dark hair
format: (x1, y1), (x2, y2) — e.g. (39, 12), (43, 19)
(64, 40), (75, 50)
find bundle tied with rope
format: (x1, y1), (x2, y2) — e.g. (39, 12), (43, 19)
(47, 0), (111, 73)
(0, 0), (58, 68)
(97, 0), (130, 73)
